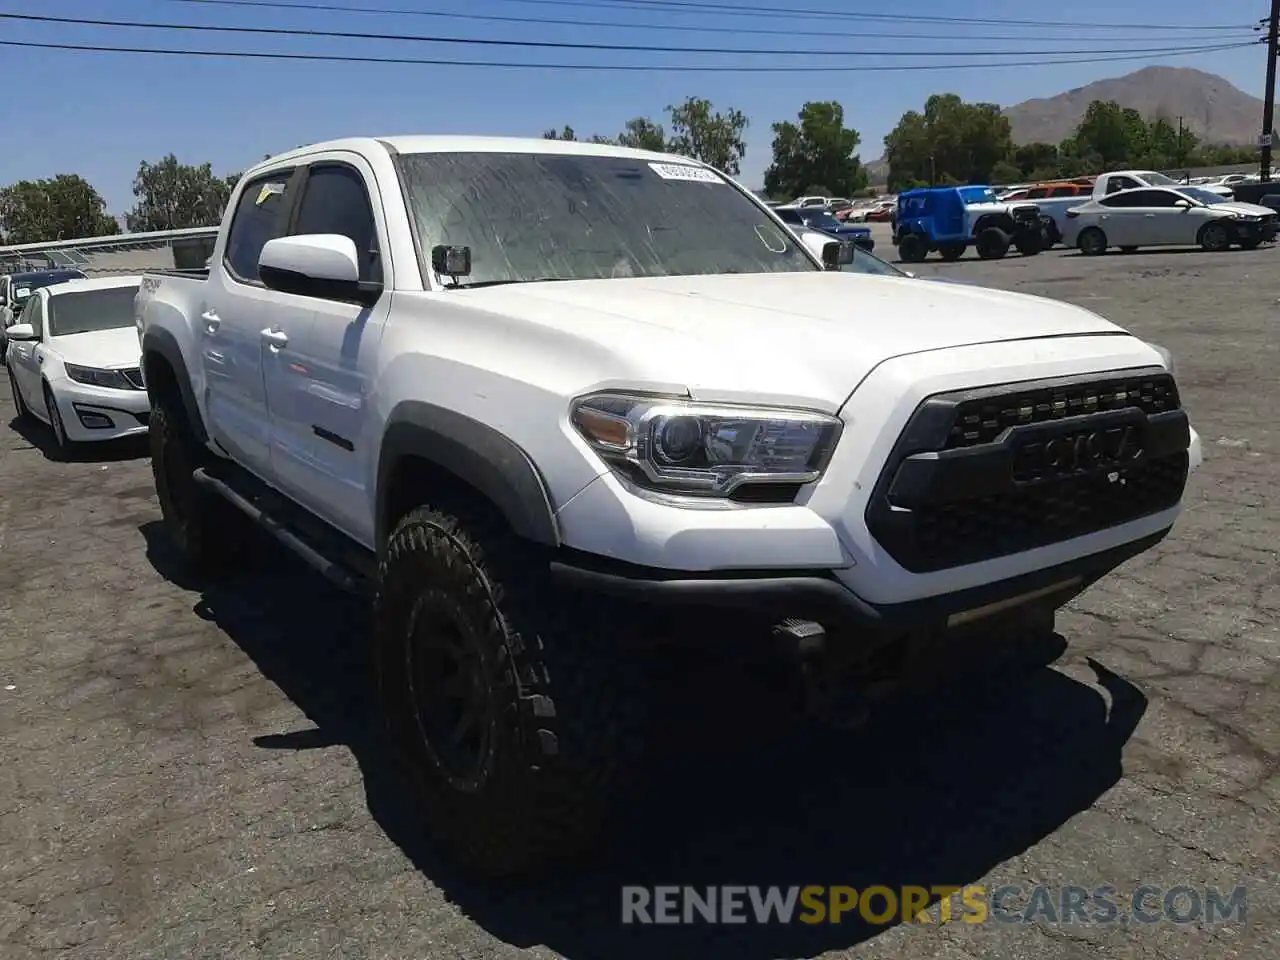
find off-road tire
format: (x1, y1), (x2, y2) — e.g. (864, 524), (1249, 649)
(976, 226), (1010, 260)
(1198, 221), (1231, 253)
(149, 393), (243, 575)
(1077, 227), (1108, 256)
(373, 505), (648, 879)
(897, 233), (929, 264)
(1014, 231), (1042, 256)
(938, 242), (966, 261)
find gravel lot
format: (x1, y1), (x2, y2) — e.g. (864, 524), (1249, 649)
(2, 239), (1278, 960)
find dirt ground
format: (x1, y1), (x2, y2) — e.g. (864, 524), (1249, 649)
(1, 239), (1277, 959)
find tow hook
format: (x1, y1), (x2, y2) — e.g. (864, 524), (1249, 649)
(773, 618), (871, 730)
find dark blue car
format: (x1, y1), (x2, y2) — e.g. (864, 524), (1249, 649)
(773, 206), (874, 251)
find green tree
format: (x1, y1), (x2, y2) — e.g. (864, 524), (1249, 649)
(665, 97), (749, 174)
(1012, 142), (1060, 177)
(543, 125), (576, 140)
(989, 160), (1023, 184)
(1073, 101), (1132, 167)
(125, 154), (238, 231)
(0, 174), (119, 244)
(763, 101), (868, 200)
(883, 94), (1013, 189)
(616, 117), (667, 152)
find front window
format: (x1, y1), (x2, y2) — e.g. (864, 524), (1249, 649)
(1141, 172), (1179, 186)
(1178, 187), (1226, 206)
(395, 151), (820, 286)
(957, 186), (998, 204)
(47, 285), (140, 337)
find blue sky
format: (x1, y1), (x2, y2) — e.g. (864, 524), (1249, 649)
(0, 0), (1265, 216)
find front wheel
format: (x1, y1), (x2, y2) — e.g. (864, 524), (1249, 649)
(373, 506), (649, 879)
(976, 227), (1011, 260)
(1238, 237), (1262, 251)
(43, 383), (74, 457)
(1014, 231), (1042, 256)
(1198, 221), (1231, 253)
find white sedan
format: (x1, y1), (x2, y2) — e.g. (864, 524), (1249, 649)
(4, 275), (149, 452)
(1062, 185), (1277, 254)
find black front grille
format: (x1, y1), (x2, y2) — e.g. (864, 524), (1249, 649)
(946, 373), (1179, 448)
(865, 368), (1190, 574)
(120, 367), (145, 390)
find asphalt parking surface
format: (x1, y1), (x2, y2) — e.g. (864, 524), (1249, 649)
(2, 239), (1278, 960)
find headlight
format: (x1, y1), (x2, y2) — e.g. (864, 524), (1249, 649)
(63, 363), (135, 390)
(570, 393), (842, 497)
(1146, 342), (1176, 377)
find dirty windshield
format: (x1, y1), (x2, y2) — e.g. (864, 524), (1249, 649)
(395, 151), (821, 286)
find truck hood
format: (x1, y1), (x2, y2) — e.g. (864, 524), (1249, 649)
(50, 326), (143, 368)
(451, 272), (1126, 409)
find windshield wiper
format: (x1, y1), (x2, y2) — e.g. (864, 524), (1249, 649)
(446, 277), (573, 289)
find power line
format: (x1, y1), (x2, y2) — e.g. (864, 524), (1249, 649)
(155, 0), (1256, 40)
(0, 36), (1253, 72)
(0, 12), (1256, 58)
(175, 0), (1245, 31)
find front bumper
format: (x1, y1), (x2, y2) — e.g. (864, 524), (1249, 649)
(549, 528), (1168, 637)
(50, 378), (150, 442)
(1234, 219), (1279, 242)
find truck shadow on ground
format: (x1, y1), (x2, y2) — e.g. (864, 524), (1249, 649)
(141, 520), (1147, 960)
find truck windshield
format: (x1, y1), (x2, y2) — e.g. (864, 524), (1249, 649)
(957, 186), (998, 204)
(1140, 172), (1179, 186)
(394, 151), (821, 285)
(47, 285), (139, 337)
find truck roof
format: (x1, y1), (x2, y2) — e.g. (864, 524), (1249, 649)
(251, 135), (699, 173)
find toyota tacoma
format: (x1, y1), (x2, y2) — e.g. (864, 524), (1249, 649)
(135, 135), (1203, 878)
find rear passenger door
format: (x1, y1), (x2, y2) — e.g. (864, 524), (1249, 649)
(263, 153), (394, 545)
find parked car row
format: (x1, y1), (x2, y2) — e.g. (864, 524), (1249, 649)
(892, 169), (1278, 262)
(4, 274), (148, 452)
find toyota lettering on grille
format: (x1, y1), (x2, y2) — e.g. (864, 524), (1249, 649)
(1012, 422), (1144, 480)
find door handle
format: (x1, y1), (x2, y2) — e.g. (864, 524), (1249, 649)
(200, 310), (220, 334)
(261, 327), (289, 350)
(1144, 214), (1156, 218)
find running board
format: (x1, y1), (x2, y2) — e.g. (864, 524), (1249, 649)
(192, 467), (373, 597)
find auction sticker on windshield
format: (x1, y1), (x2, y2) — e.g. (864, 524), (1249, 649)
(648, 162), (724, 184)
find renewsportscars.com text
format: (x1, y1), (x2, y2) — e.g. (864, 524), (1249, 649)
(621, 884), (1247, 926)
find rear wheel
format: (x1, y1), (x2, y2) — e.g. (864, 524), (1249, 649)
(1198, 221), (1231, 252)
(897, 233), (929, 263)
(150, 392), (244, 575)
(976, 227), (1010, 260)
(937, 242), (966, 261)
(373, 505), (649, 878)
(1077, 227), (1108, 256)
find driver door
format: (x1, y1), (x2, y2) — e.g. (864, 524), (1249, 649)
(7, 293), (45, 407)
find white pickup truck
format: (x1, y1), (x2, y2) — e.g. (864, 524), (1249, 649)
(135, 135), (1202, 878)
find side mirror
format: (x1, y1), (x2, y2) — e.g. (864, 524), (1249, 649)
(821, 239), (855, 269)
(1174, 199), (1191, 209)
(258, 234), (381, 305)
(5, 323), (36, 341)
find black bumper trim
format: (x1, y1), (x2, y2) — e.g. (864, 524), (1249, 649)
(546, 528), (1169, 633)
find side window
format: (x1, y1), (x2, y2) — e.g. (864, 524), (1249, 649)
(25, 295), (44, 338)
(291, 164), (383, 285)
(1106, 176), (1138, 194)
(1134, 190), (1179, 207)
(223, 171), (295, 284)
(1099, 192), (1138, 208)
(1027, 187), (1048, 199)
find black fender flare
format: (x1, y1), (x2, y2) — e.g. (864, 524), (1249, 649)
(376, 400), (560, 550)
(140, 326), (207, 443)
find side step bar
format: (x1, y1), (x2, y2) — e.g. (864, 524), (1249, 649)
(192, 467), (372, 597)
